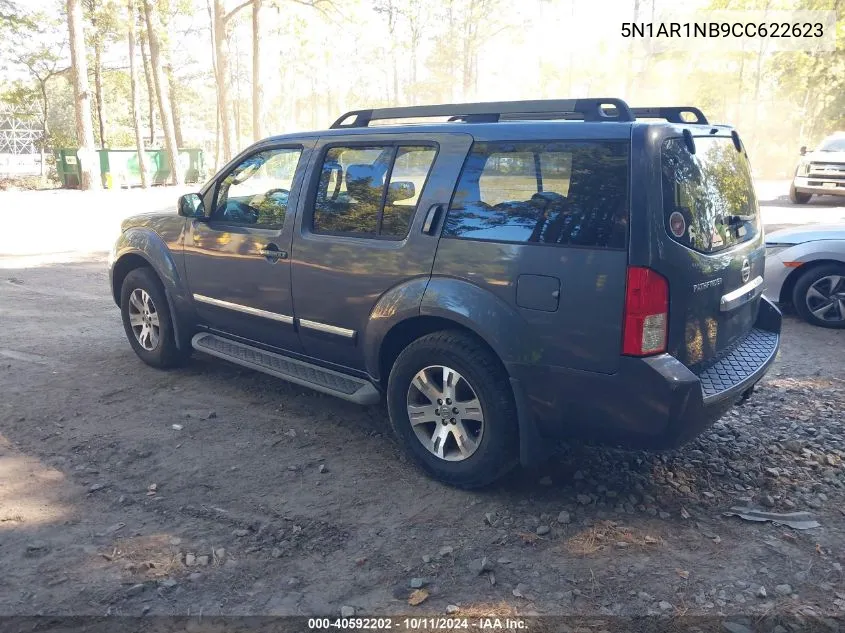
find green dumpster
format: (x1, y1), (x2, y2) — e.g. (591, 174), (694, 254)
(100, 148), (205, 188)
(56, 147), (205, 189)
(55, 149), (82, 188)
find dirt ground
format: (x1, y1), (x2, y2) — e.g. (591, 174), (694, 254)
(0, 186), (844, 622)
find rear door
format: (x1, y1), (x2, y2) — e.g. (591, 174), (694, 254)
(432, 136), (631, 374)
(290, 132), (473, 370)
(643, 130), (764, 369)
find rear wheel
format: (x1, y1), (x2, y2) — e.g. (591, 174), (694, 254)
(386, 331), (518, 488)
(120, 267), (191, 367)
(792, 263), (845, 329)
(789, 183), (812, 204)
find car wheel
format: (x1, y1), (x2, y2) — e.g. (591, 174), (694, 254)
(386, 331), (519, 488)
(789, 184), (812, 204)
(120, 267), (191, 367)
(792, 263), (845, 329)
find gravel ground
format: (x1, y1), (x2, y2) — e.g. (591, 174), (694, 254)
(0, 257), (843, 620)
(0, 186), (844, 622)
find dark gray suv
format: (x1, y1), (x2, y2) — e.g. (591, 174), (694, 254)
(109, 98), (781, 488)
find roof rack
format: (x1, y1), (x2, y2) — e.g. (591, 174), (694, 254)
(330, 98), (636, 128)
(629, 107), (708, 124)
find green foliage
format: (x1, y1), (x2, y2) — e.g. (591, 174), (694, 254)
(1, 0), (843, 180)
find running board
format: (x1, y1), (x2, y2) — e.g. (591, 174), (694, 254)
(191, 333), (380, 405)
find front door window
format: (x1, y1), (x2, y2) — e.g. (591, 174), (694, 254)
(214, 147), (303, 229)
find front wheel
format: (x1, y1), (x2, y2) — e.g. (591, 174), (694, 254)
(386, 331), (518, 488)
(120, 267), (191, 367)
(792, 263), (845, 329)
(789, 183), (812, 204)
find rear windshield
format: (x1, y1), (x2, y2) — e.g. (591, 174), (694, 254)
(661, 136), (759, 254)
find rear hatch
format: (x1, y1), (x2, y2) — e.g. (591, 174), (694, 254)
(653, 133), (764, 370)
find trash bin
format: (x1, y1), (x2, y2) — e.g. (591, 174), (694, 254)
(55, 149), (82, 188)
(151, 148), (206, 185)
(181, 148), (205, 183)
(56, 147), (205, 188)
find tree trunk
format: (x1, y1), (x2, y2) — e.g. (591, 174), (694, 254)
(206, 0), (221, 169)
(92, 19), (106, 147)
(233, 27), (241, 149)
(624, 0), (640, 98)
(142, 0), (182, 185)
(166, 65), (184, 148)
(214, 0), (233, 162)
(446, 0), (455, 101)
(39, 80), (48, 182)
(158, 7), (184, 149)
(128, 0), (149, 188)
(66, 0), (100, 190)
(252, 0), (263, 142)
(139, 24), (156, 146)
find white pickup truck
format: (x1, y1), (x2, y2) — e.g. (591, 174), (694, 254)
(790, 132), (845, 203)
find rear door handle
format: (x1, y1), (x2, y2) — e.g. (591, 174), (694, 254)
(422, 204), (444, 235)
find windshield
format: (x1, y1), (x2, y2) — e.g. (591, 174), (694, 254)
(818, 136), (845, 152)
(661, 136), (760, 254)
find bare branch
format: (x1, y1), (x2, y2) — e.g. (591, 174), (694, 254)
(272, 0), (340, 23)
(223, 0), (252, 23)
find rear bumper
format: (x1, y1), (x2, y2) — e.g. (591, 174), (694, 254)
(510, 296), (782, 450)
(793, 176), (845, 196)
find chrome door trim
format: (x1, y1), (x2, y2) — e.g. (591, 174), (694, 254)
(720, 275), (764, 312)
(298, 318), (355, 338)
(193, 294), (294, 324)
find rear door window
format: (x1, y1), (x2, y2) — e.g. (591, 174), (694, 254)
(312, 145), (437, 238)
(661, 136), (759, 253)
(444, 140), (629, 249)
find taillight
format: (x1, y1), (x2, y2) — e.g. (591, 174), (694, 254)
(622, 266), (669, 356)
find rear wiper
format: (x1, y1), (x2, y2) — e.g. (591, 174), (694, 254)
(726, 214), (754, 224)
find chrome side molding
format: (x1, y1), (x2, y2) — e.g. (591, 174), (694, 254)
(298, 318), (355, 338)
(193, 294), (294, 324)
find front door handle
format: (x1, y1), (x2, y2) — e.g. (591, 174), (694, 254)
(422, 204), (444, 235)
(259, 243), (287, 263)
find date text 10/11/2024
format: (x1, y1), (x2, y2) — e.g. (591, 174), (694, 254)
(307, 617), (528, 630)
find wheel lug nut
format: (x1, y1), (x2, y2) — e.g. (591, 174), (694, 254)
(452, 407), (459, 414)
(434, 408), (440, 415)
(450, 418), (456, 424)
(445, 398), (452, 405)
(437, 399), (443, 405)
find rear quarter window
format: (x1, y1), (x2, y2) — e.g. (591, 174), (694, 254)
(661, 136), (759, 253)
(444, 140), (629, 249)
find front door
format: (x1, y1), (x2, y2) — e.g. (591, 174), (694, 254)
(184, 142), (314, 352)
(290, 132), (473, 370)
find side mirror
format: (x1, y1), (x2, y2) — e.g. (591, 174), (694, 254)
(178, 193), (206, 219)
(799, 146), (807, 156)
(386, 180), (415, 204)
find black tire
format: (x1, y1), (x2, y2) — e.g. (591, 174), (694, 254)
(789, 184), (812, 204)
(386, 331), (518, 488)
(120, 267), (191, 367)
(792, 263), (845, 329)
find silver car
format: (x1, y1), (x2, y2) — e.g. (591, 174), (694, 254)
(764, 224), (845, 328)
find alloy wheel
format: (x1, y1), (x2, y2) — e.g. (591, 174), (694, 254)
(806, 275), (845, 323)
(406, 365), (484, 462)
(128, 288), (160, 351)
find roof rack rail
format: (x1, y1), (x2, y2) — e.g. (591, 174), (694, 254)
(630, 107), (708, 125)
(330, 98), (635, 128)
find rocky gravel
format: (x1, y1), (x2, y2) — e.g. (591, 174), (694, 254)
(0, 256), (843, 619)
